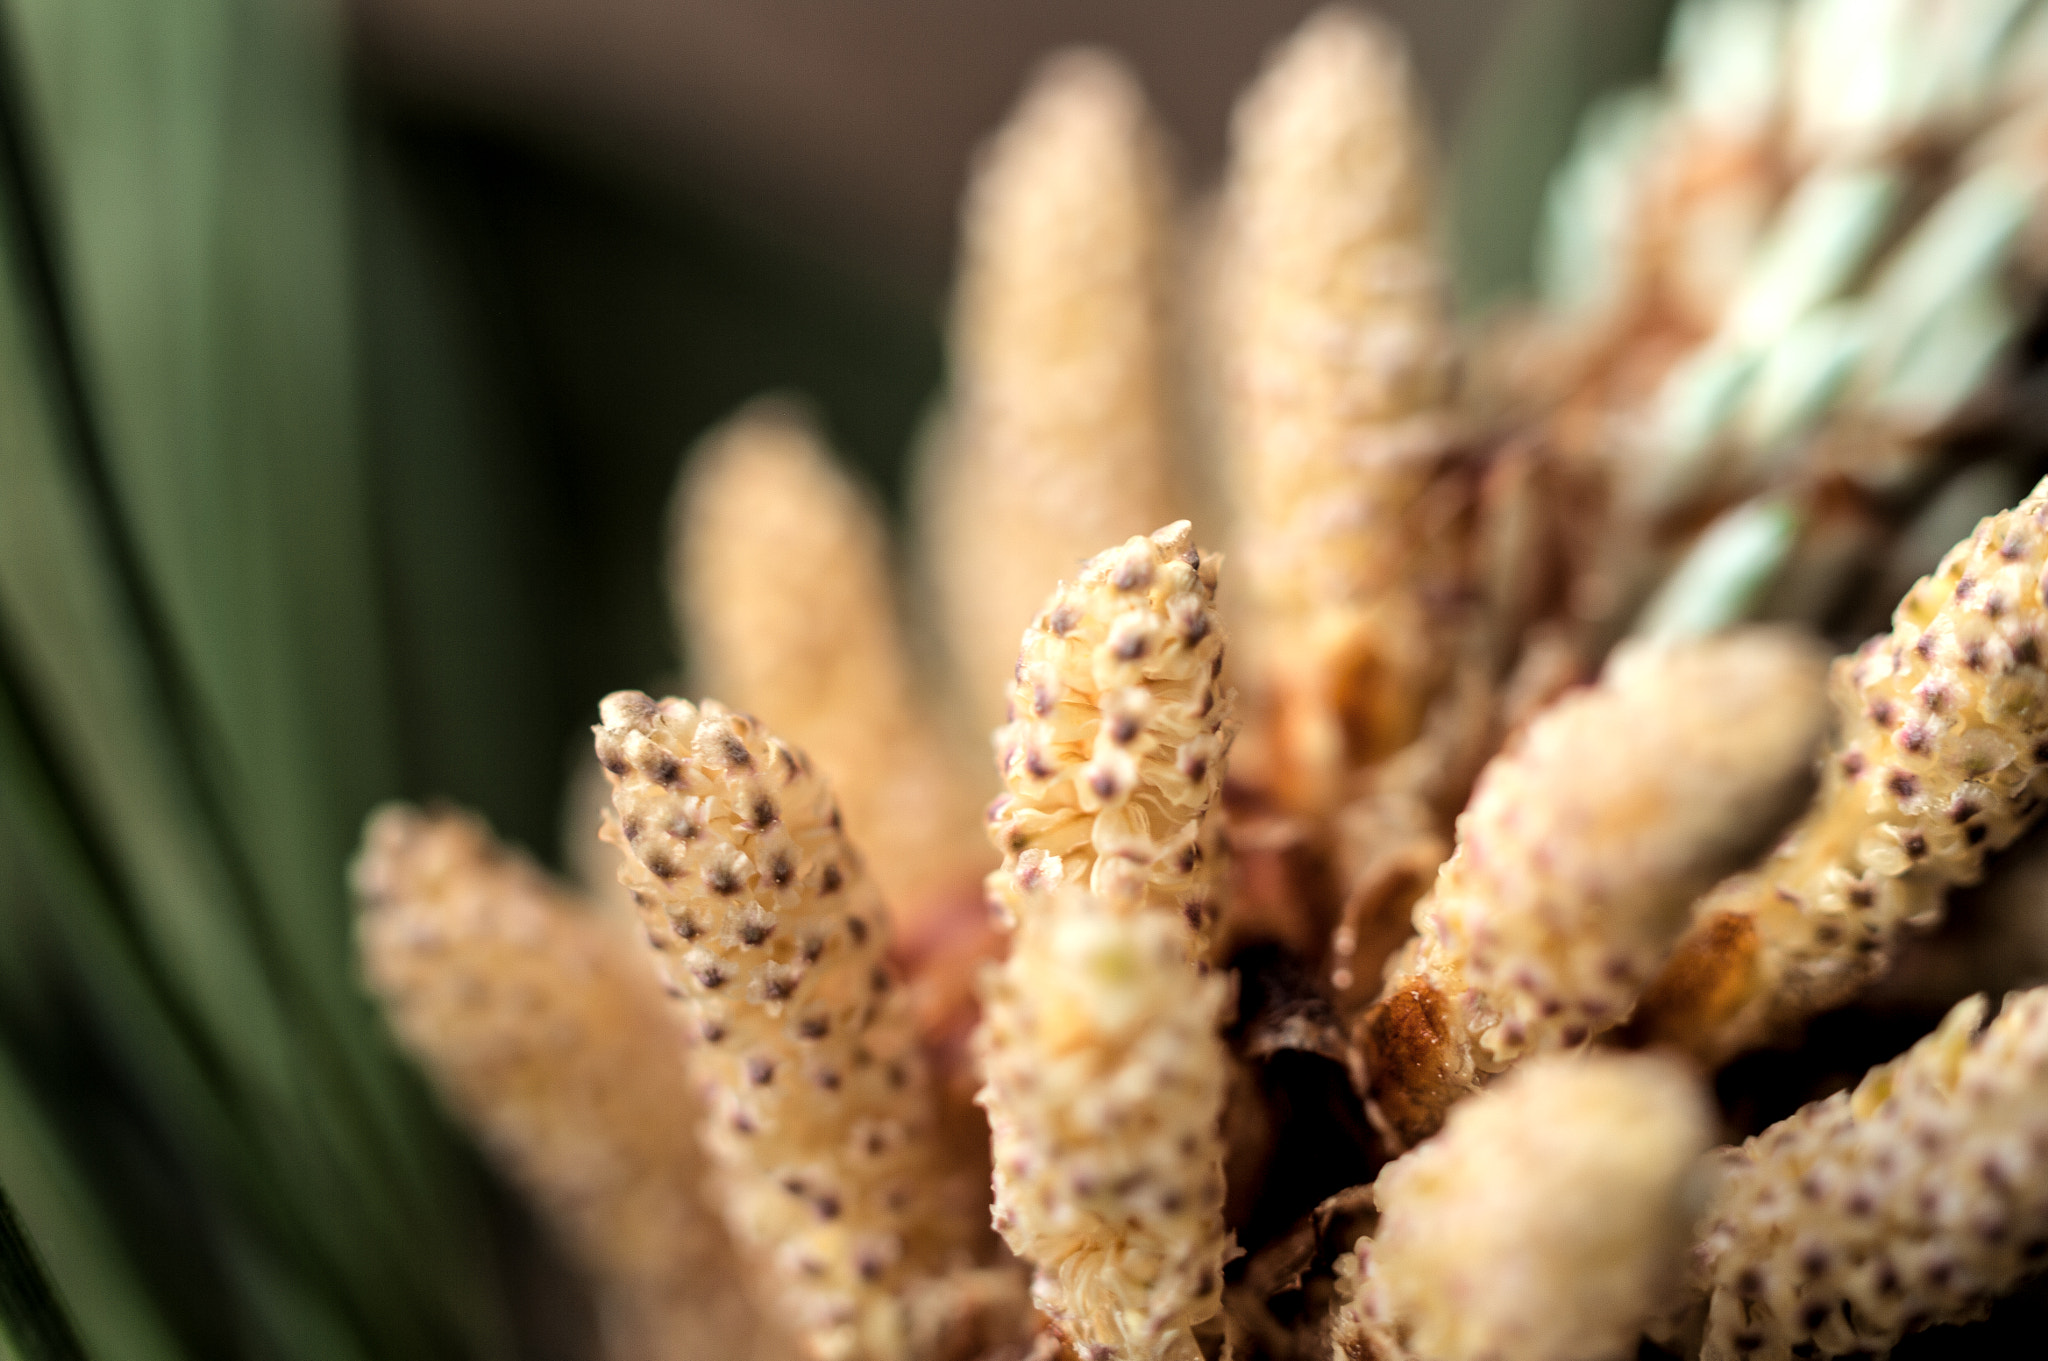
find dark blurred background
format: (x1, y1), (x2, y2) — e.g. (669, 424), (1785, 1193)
(355, 0), (1514, 299)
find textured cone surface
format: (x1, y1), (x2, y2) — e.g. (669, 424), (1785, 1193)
(1637, 476), (2048, 1065)
(1220, 4), (1461, 803)
(987, 522), (1233, 946)
(1366, 631), (1829, 1145)
(1689, 988), (2048, 1360)
(1333, 1053), (1712, 1361)
(596, 696), (974, 1361)
(677, 402), (989, 920)
(354, 805), (790, 1361)
(932, 48), (1181, 735)
(977, 885), (1232, 1361)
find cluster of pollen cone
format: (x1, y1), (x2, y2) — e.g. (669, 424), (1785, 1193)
(352, 4), (2048, 1360)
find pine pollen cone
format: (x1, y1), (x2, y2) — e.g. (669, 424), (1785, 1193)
(1220, 5), (1463, 807)
(1332, 1052), (1713, 1361)
(1633, 475), (2048, 1068)
(594, 694), (985, 1361)
(986, 521), (1235, 950)
(976, 883), (1233, 1361)
(1683, 987), (2048, 1361)
(1362, 629), (1830, 1149)
(353, 804), (791, 1361)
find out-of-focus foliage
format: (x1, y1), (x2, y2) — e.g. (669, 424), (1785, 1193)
(1450, 0), (1678, 313)
(0, 0), (940, 1353)
(0, 1175), (90, 1361)
(0, 0), (510, 1350)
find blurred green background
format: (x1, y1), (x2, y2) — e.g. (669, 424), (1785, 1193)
(0, 1), (1681, 1356)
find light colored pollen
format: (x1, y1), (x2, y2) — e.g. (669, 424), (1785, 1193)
(976, 883), (1233, 1361)
(1364, 629), (1830, 1147)
(1686, 987), (2048, 1360)
(595, 695), (988, 1361)
(675, 400), (990, 924)
(986, 522), (1234, 946)
(353, 804), (792, 1361)
(924, 46), (1182, 738)
(1635, 475), (2048, 1067)
(1219, 4), (1463, 810)
(1332, 1052), (1713, 1361)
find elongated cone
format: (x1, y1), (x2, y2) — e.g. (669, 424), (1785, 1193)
(1682, 988), (2048, 1361)
(1633, 477), (2048, 1067)
(594, 696), (985, 1361)
(353, 806), (791, 1361)
(1331, 1053), (1713, 1361)
(927, 49), (1181, 737)
(977, 882), (1232, 1361)
(1362, 630), (1829, 1148)
(1220, 5), (1462, 812)
(985, 522), (1233, 948)
(676, 401), (990, 925)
